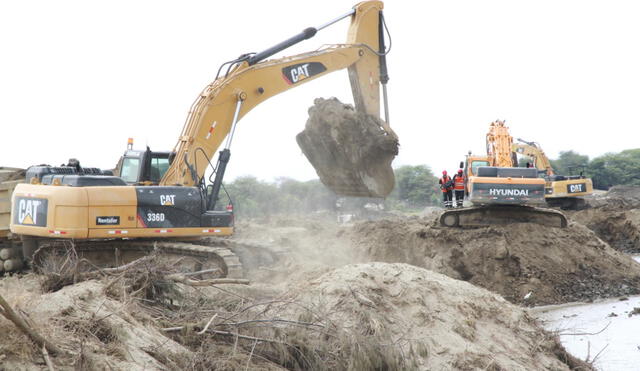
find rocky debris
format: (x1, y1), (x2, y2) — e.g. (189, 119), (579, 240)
(347, 215), (640, 305)
(296, 97), (398, 198)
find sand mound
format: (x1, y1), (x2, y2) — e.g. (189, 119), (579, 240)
(570, 185), (640, 253)
(249, 262), (584, 370)
(348, 216), (640, 305)
(0, 220), (591, 370)
(296, 97), (398, 198)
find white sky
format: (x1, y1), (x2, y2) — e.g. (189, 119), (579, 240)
(1, 0), (639, 182)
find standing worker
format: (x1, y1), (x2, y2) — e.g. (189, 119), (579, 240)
(452, 169), (465, 208)
(439, 170), (453, 208)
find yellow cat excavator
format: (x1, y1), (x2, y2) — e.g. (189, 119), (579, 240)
(8, 1), (396, 275)
(513, 139), (593, 210)
(440, 120), (567, 228)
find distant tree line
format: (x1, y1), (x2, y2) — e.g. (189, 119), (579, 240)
(219, 165), (442, 218)
(219, 148), (640, 217)
(550, 148), (640, 189)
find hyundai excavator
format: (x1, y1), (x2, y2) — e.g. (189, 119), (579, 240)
(439, 120), (567, 228)
(513, 139), (593, 210)
(7, 1), (396, 275)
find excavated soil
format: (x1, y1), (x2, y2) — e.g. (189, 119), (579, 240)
(0, 216), (593, 370)
(348, 216), (640, 306)
(569, 186), (640, 253)
(249, 262), (587, 370)
(296, 98), (398, 198)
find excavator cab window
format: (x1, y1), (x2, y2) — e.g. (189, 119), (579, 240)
(470, 160), (490, 175)
(149, 156), (170, 183)
(120, 157), (141, 183)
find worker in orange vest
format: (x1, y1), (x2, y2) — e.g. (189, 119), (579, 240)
(452, 169), (466, 208)
(439, 170), (453, 208)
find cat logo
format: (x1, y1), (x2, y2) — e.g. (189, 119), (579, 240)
(290, 64), (310, 83)
(282, 62), (327, 85)
(567, 183), (585, 194)
(15, 198), (48, 227)
(160, 194), (176, 206)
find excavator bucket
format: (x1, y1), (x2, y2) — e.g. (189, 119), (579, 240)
(296, 97), (398, 198)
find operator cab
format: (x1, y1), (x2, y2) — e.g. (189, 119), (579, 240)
(115, 139), (173, 185)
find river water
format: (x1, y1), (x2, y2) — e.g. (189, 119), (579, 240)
(531, 256), (640, 370)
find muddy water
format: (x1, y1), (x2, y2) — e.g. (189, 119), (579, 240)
(531, 256), (640, 370)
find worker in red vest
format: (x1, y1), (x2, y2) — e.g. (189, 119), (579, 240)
(452, 169), (466, 208)
(439, 170), (453, 208)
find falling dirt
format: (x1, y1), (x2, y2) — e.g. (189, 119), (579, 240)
(296, 97), (398, 198)
(347, 215), (640, 306)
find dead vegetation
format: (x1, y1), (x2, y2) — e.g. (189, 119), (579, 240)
(0, 249), (591, 370)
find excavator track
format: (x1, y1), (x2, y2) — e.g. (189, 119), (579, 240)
(32, 239), (244, 278)
(440, 205), (568, 229)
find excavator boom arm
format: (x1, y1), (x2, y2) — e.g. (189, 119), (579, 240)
(512, 141), (555, 176)
(486, 120), (516, 167)
(160, 1), (389, 188)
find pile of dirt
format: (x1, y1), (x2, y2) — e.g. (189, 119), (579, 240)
(0, 217), (596, 370)
(247, 262), (587, 370)
(348, 215), (640, 305)
(569, 185), (640, 253)
(296, 97), (398, 198)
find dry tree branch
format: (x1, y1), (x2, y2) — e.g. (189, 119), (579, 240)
(245, 339), (259, 371)
(588, 343), (609, 366)
(0, 292), (67, 356)
(42, 344), (55, 371)
(164, 274), (250, 286)
(220, 318), (325, 329)
(560, 321), (611, 336)
(197, 313), (218, 335)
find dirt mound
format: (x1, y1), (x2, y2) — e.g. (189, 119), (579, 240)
(0, 220), (590, 370)
(249, 263), (585, 370)
(296, 97), (398, 198)
(570, 185), (640, 253)
(590, 185), (640, 209)
(348, 216), (640, 305)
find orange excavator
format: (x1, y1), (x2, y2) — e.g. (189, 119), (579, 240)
(439, 120), (567, 228)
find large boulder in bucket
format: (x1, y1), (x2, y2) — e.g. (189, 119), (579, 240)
(296, 98), (398, 198)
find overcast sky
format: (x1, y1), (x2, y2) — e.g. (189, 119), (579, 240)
(2, 0), (639, 182)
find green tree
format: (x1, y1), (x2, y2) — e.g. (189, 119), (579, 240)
(550, 150), (589, 176)
(220, 176), (337, 218)
(387, 165), (439, 209)
(589, 149), (640, 189)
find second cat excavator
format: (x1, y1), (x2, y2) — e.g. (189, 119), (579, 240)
(513, 139), (593, 210)
(440, 120), (567, 228)
(8, 1), (397, 275)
